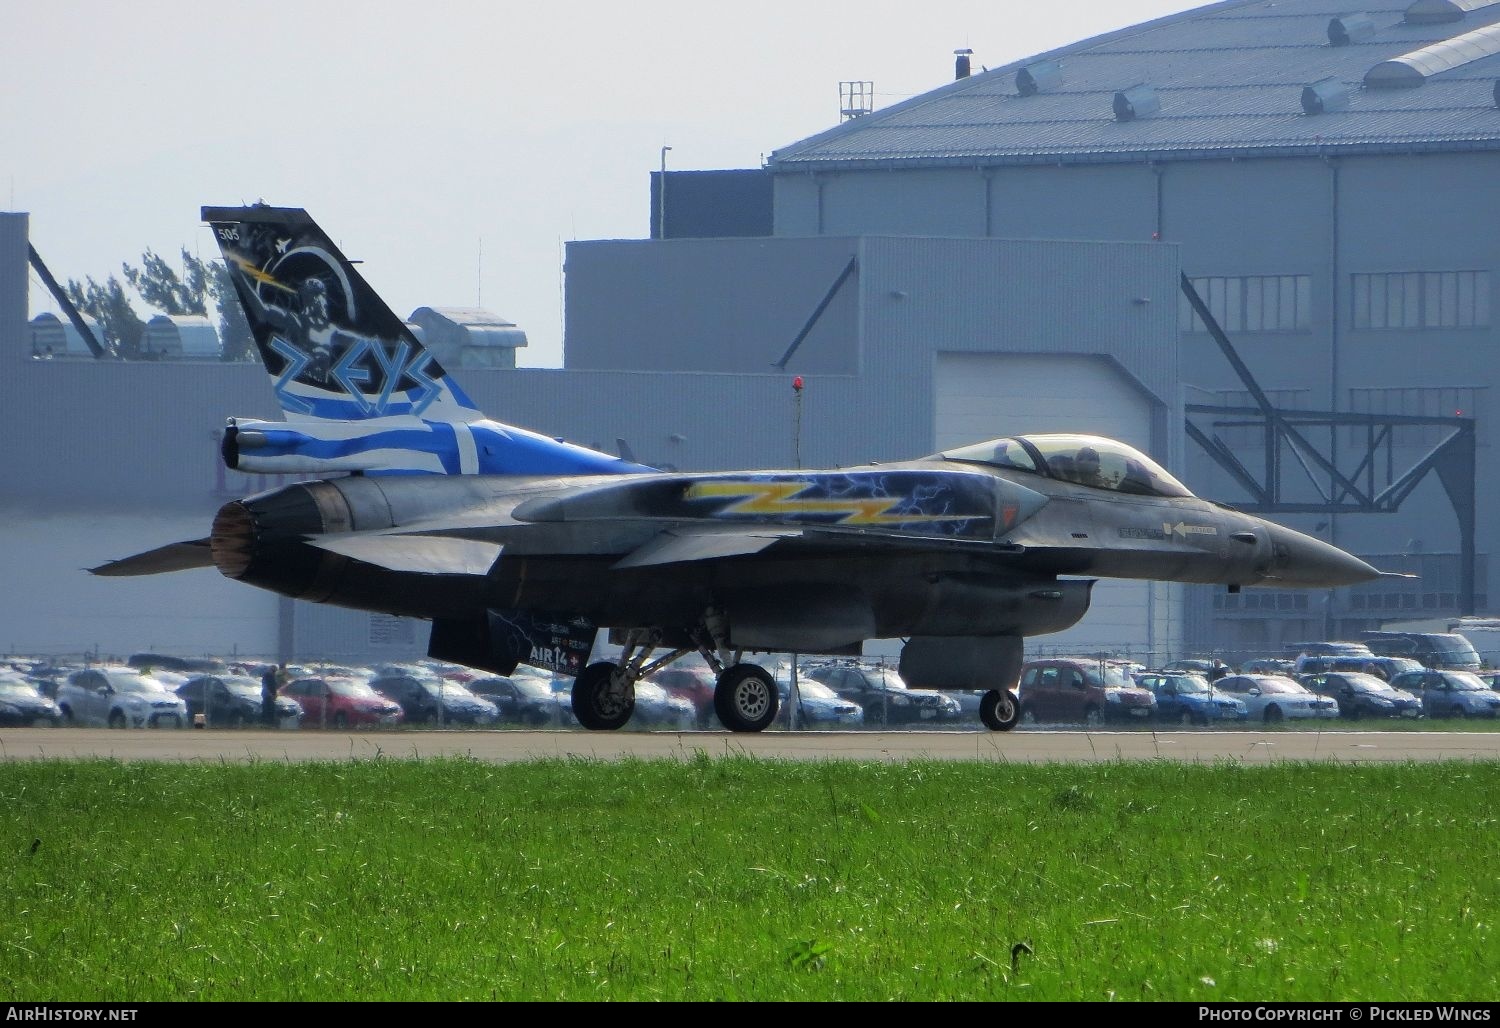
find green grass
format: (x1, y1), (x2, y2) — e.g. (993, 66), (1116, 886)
(1, 757), (1496, 1001)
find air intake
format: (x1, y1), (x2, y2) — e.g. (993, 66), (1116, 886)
(1302, 77), (1353, 113)
(1405, 0), (1500, 24)
(1016, 60), (1063, 96)
(1328, 13), (1378, 45)
(1365, 21), (1500, 87)
(1113, 84), (1161, 121)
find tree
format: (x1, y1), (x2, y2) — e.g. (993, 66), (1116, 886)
(124, 248), (254, 362)
(66, 248), (254, 362)
(64, 275), (141, 358)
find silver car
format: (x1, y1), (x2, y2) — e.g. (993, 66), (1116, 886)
(1391, 670), (1500, 720)
(56, 666), (189, 728)
(1214, 674), (1339, 725)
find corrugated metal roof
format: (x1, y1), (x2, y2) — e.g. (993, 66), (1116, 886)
(769, 0), (1500, 170)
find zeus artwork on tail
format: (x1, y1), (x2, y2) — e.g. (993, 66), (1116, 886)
(204, 204), (651, 478)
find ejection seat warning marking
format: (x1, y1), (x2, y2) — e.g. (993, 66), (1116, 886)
(1118, 523), (1218, 541)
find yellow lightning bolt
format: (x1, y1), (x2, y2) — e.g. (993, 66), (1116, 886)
(686, 481), (958, 525)
(230, 254), (297, 294)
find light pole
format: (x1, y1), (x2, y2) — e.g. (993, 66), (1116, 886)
(658, 145), (672, 239)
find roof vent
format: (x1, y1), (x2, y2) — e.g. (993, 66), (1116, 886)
(1113, 84), (1161, 121)
(1302, 77), (1353, 113)
(1365, 21), (1500, 87)
(1016, 60), (1063, 96)
(1405, 0), (1500, 24)
(1328, 13), (1379, 45)
(954, 48), (973, 80)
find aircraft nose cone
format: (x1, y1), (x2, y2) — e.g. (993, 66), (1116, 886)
(1265, 523), (1382, 588)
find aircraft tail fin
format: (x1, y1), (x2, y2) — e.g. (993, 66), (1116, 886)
(203, 204), (653, 477)
(203, 204), (480, 424)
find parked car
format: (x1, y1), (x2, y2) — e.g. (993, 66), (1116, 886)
(1213, 674), (1339, 724)
(0, 673), (63, 726)
(628, 681), (697, 730)
(1238, 658), (1296, 677)
(1360, 631), (1483, 671)
(56, 666), (189, 728)
(1162, 658), (1232, 682)
(468, 674), (566, 727)
(175, 674), (302, 728)
(805, 662), (965, 726)
(1017, 657), (1156, 725)
(1298, 671), (1422, 720)
(1389, 669), (1500, 719)
(1294, 653), (1423, 679)
(773, 673), (865, 729)
(280, 675), (404, 729)
(1285, 641), (1375, 659)
(1135, 672), (1248, 725)
(368, 668), (499, 726)
(127, 653), (227, 675)
(1475, 670), (1500, 693)
(646, 666), (720, 728)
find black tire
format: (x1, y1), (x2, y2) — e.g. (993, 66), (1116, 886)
(1264, 704), (1284, 724)
(333, 711), (350, 729)
(1082, 706), (1102, 728)
(714, 664), (779, 733)
(1450, 705), (1467, 720)
(1178, 709), (1194, 727)
(572, 662), (635, 731)
(108, 709), (127, 729)
(60, 705), (74, 725)
(228, 710), (245, 729)
(979, 690), (1020, 732)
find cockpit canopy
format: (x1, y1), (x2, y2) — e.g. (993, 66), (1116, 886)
(937, 434), (1193, 498)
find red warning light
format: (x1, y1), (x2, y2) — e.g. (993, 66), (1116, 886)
(793, 376), (804, 392)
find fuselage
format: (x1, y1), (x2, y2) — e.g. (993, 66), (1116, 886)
(208, 454), (1378, 651)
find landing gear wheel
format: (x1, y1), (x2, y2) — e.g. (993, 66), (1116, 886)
(714, 664), (778, 733)
(979, 690), (1020, 732)
(573, 661), (635, 731)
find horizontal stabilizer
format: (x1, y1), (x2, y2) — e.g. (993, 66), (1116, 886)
(88, 539), (215, 577)
(306, 533), (502, 575)
(612, 527), (799, 569)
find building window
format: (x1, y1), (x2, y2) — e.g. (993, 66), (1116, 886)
(1350, 271), (1490, 330)
(1181, 275), (1311, 334)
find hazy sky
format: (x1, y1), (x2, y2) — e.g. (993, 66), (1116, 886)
(5, 0), (1194, 368)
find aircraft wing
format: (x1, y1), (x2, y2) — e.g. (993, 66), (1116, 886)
(611, 526), (801, 569)
(305, 533), (503, 576)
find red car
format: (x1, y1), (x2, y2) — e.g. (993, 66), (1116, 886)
(646, 666), (719, 728)
(280, 675), (404, 729)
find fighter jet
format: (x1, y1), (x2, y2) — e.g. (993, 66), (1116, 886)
(91, 205), (1383, 734)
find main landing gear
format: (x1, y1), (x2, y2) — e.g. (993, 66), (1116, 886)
(979, 689), (1021, 732)
(570, 611), (780, 733)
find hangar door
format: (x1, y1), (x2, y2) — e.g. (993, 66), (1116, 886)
(933, 352), (1173, 662)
